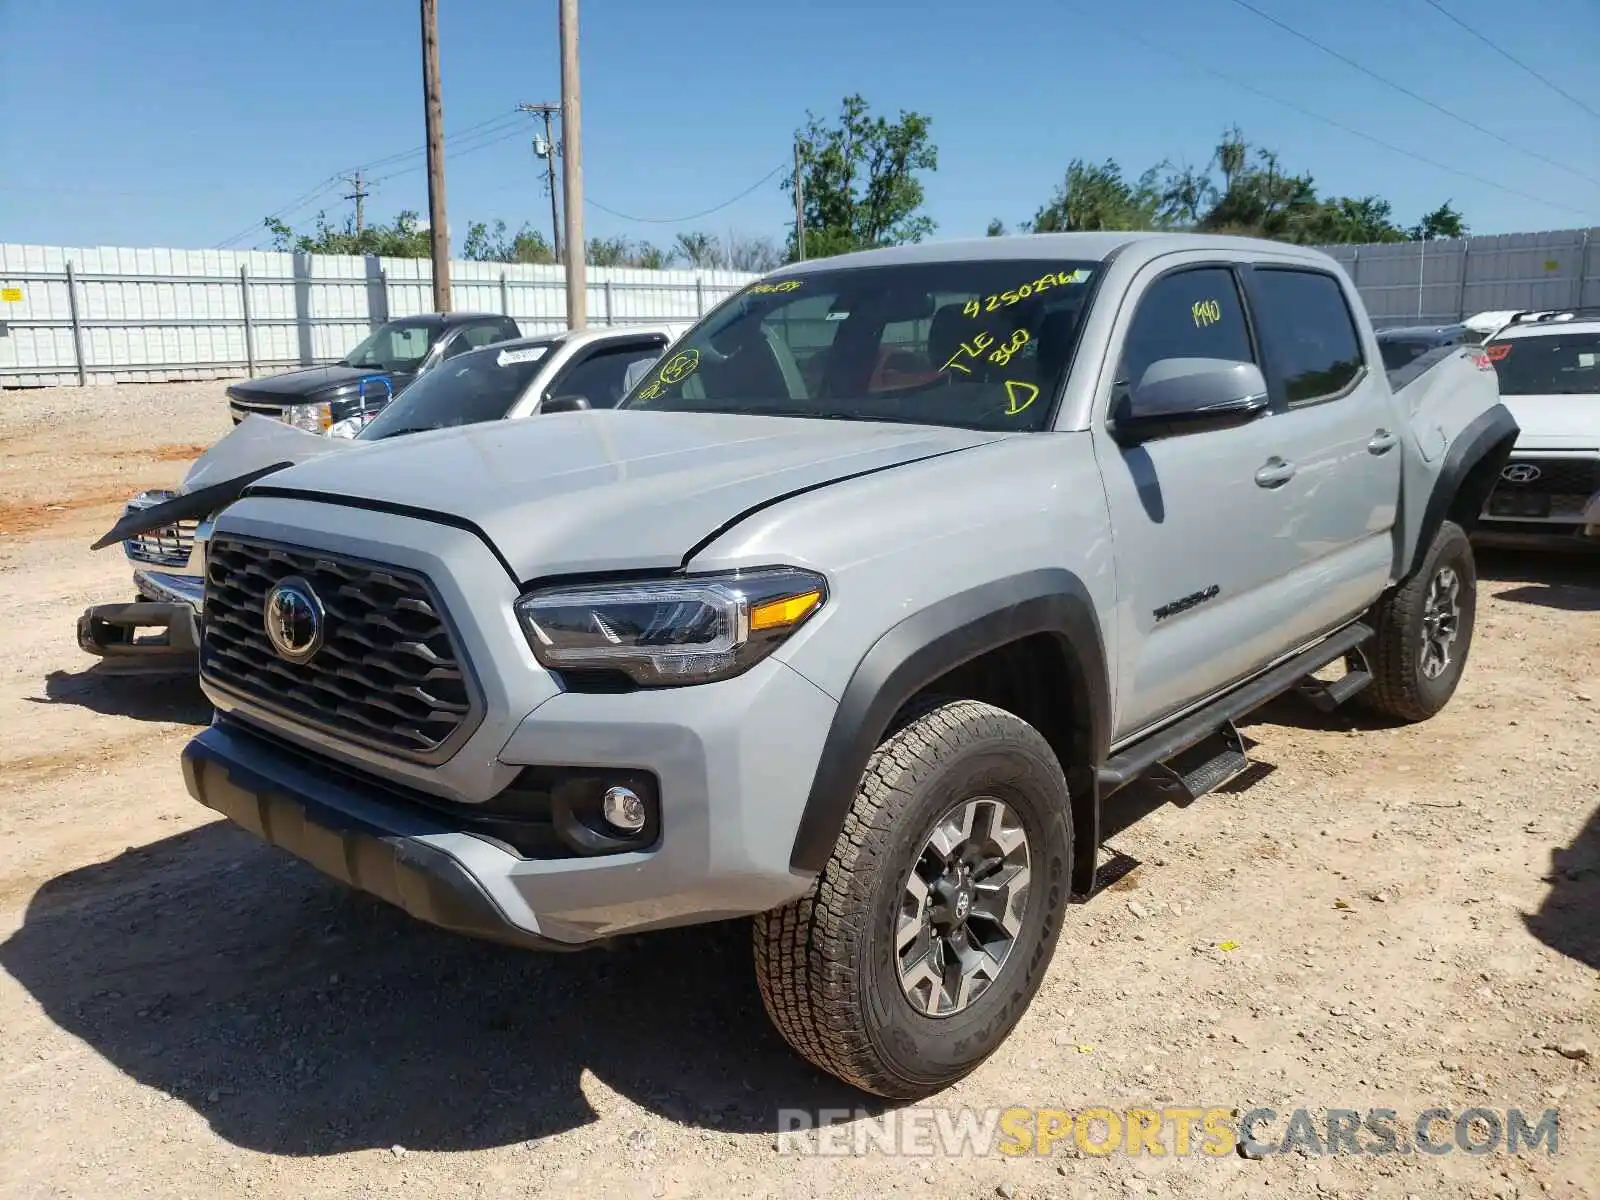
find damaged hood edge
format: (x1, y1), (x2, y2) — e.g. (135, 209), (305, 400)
(91, 416), (352, 549)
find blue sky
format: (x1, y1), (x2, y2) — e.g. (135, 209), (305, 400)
(1, 0), (1596, 252)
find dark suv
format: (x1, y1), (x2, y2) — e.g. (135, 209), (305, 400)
(224, 312), (521, 433)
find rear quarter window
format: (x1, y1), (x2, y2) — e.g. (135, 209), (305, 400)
(1252, 269), (1366, 405)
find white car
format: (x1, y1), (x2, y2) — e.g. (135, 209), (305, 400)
(80, 322), (692, 670)
(1474, 307), (1600, 550)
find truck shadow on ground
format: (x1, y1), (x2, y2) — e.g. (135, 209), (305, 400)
(1476, 547), (1599, 612)
(0, 823), (882, 1157)
(1524, 802), (1600, 973)
(29, 667), (213, 726)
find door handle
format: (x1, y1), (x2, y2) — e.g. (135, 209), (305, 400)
(1368, 429), (1398, 454)
(1254, 457), (1296, 488)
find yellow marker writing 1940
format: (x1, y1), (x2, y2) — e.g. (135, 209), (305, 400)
(1192, 299), (1222, 328)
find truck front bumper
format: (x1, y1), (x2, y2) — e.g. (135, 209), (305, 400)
(184, 655), (837, 949)
(183, 726), (580, 951)
(77, 598), (202, 672)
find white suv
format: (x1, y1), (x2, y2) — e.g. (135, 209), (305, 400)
(1476, 307), (1600, 549)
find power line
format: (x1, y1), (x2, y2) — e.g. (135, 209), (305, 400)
(1094, 16), (1596, 219)
(216, 175), (345, 249)
(366, 120), (534, 185)
(349, 110), (525, 176)
(586, 164), (786, 225)
(1417, 0), (1600, 123)
(1221, 0), (1600, 188)
(214, 109), (527, 249)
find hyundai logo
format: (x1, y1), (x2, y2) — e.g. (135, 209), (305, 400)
(1500, 463), (1543, 484)
(263, 576), (325, 664)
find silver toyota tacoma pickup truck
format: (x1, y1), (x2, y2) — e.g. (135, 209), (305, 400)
(179, 233), (1516, 1099)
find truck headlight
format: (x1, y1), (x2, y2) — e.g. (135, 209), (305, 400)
(284, 400), (333, 432)
(513, 568), (826, 686)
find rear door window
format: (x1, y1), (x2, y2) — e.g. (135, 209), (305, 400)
(1250, 269), (1366, 406)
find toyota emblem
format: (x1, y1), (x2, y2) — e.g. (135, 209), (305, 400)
(1500, 463), (1542, 484)
(263, 576), (325, 664)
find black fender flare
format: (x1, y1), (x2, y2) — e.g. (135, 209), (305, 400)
(787, 568), (1112, 897)
(1411, 401), (1519, 574)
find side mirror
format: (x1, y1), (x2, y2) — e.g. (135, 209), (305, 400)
(542, 394), (591, 414)
(1110, 358), (1269, 444)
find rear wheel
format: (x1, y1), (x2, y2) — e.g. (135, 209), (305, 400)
(753, 699), (1072, 1098)
(1361, 519), (1477, 722)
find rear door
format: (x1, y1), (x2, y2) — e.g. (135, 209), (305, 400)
(1090, 259), (1308, 740)
(1239, 265), (1401, 645)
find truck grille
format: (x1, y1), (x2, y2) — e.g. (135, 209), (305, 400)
(228, 396), (286, 425)
(1488, 457), (1600, 517)
(200, 536), (480, 762)
(125, 518), (198, 567)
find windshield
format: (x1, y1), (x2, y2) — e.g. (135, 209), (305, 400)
(356, 343), (552, 441)
(1484, 332), (1600, 395)
(618, 259), (1102, 431)
(339, 319), (439, 372)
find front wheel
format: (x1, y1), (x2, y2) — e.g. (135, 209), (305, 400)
(1361, 519), (1477, 722)
(753, 699), (1072, 1099)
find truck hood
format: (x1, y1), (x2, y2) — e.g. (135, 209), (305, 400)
(182, 414), (354, 492)
(247, 410), (1000, 578)
(1500, 394), (1600, 449)
(225, 364), (407, 406)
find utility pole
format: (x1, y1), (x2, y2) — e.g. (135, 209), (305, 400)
(558, 0), (585, 328)
(518, 102), (563, 261)
(793, 139), (806, 262)
(420, 0), (452, 311)
(342, 170), (370, 234)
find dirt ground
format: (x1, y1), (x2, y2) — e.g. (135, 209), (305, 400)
(0, 382), (1594, 1200)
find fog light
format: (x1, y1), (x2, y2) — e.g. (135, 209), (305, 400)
(601, 786), (647, 833)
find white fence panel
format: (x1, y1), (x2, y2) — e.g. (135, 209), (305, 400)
(0, 243), (759, 387)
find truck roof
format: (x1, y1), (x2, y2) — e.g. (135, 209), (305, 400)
(775, 231), (1344, 275)
(1489, 308), (1600, 341)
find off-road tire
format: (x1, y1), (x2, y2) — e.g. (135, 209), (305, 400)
(753, 699), (1072, 1099)
(1361, 519), (1477, 722)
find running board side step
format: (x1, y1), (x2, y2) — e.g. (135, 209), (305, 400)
(1296, 644), (1373, 713)
(1096, 622), (1374, 798)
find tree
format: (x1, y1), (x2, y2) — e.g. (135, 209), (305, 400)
(1016, 126), (1468, 246)
(1410, 202), (1468, 241)
(784, 94), (938, 260)
(584, 236), (673, 268)
(1031, 160), (1165, 232)
(674, 231), (720, 268)
(461, 219), (557, 264)
(986, 218), (1007, 237)
(723, 232), (785, 272)
(264, 210), (432, 257)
